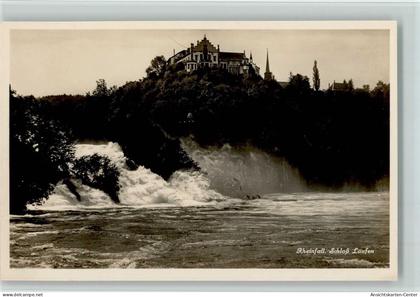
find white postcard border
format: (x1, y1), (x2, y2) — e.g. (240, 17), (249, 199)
(0, 21), (398, 281)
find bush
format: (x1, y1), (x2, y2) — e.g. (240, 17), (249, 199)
(72, 154), (121, 203)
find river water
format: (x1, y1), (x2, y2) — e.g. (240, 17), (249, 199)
(10, 192), (389, 268)
(10, 142), (389, 268)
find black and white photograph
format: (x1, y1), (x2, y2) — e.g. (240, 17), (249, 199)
(0, 21), (397, 281)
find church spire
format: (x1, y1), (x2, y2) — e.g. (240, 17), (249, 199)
(265, 49), (270, 72)
(264, 49), (273, 80)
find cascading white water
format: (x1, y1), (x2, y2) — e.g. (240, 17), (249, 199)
(30, 139), (306, 210)
(181, 138), (306, 197)
(30, 142), (226, 210)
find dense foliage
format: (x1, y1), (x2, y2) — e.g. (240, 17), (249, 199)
(10, 90), (75, 213)
(10, 88), (122, 213)
(72, 154), (121, 203)
(39, 58), (388, 188)
(10, 56), (390, 213)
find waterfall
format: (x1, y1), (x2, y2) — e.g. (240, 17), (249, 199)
(181, 138), (306, 197)
(30, 139), (307, 210)
(30, 142), (226, 210)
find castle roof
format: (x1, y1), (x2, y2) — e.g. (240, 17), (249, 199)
(279, 81), (289, 88)
(193, 36), (218, 53)
(219, 52), (245, 60)
(168, 49), (189, 63)
(331, 82), (347, 90)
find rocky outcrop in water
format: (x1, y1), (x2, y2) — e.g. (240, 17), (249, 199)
(72, 153), (121, 203)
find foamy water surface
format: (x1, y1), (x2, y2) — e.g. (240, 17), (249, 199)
(11, 143), (389, 268)
(11, 192), (389, 268)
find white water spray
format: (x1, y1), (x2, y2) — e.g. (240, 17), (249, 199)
(181, 138), (306, 197)
(30, 142), (226, 210)
(31, 139), (307, 210)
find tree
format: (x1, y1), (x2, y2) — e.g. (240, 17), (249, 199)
(348, 79), (354, 91)
(287, 73), (311, 93)
(10, 90), (75, 213)
(72, 154), (121, 203)
(92, 79), (110, 97)
(312, 60), (320, 91)
(372, 81), (390, 98)
(146, 56), (167, 78)
(91, 79), (117, 98)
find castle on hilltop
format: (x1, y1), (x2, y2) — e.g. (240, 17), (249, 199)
(168, 35), (269, 78)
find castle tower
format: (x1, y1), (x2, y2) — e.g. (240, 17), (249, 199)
(264, 49), (273, 80)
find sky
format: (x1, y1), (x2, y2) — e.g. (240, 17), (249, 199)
(10, 29), (390, 97)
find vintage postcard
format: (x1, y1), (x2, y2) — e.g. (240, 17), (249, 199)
(0, 21), (397, 281)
